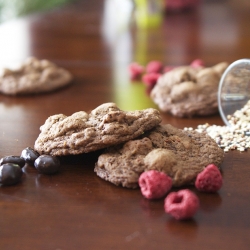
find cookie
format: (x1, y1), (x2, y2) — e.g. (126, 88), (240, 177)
(0, 57), (73, 95)
(34, 103), (162, 155)
(94, 124), (224, 188)
(150, 62), (228, 117)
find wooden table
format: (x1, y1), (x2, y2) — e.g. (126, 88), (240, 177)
(1, 0), (250, 249)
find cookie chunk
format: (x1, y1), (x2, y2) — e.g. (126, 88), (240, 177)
(94, 124), (224, 188)
(0, 57), (73, 95)
(150, 62), (228, 117)
(34, 103), (162, 155)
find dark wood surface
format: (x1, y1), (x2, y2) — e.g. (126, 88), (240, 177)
(1, 0), (250, 249)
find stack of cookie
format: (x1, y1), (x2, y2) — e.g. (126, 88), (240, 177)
(34, 103), (224, 189)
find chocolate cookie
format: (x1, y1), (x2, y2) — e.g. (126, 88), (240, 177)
(150, 62), (228, 117)
(34, 103), (162, 155)
(94, 124), (224, 188)
(0, 57), (72, 95)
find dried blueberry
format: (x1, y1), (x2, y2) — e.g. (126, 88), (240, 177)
(0, 155), (26, 168)
(0, 163), (23, 185)
(34, 155), (60, 175)
(21, 147), (40, 165)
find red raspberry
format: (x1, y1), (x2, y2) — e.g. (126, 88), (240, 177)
(190, 59), (204, 68)
(195, 164), (223, 193)
(142, 73), (161, 88)
(128, 62), (144, 81)
(164, 189), (199, 220)
(146, 61), (163, 74)
(139, 170), (172, 199)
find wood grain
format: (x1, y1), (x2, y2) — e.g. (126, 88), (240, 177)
(1, 0), (250, 249)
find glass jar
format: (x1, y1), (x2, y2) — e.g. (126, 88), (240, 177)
(218, 59), (250, 126)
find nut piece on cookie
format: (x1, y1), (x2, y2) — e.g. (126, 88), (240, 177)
(94, 124), (224, 189)
(0, 57), (73, 95)
(150, 62), (228, 117)
(34, 103), (162, 156)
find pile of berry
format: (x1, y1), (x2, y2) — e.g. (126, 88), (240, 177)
(128, 59), (204, 92)
(139, 164), (223, 220)
(0, 147), (60, 186)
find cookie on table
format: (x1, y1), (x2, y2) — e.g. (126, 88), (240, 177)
(0, 57), (73, 95)
(94, 124), (224, 188)
(34, 103), (162, 155)
(150, 62), (228, 117)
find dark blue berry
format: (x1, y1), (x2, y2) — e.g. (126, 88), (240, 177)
(21, 147), (40, 165)
(0, 155), (26, 168)
(0, 163), (23, 185)
(34, 155), (60, 175)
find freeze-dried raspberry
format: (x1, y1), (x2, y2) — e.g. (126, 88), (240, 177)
(164, 189), (199, 220)
(128, 62), (144, 80)
(146, 61), (163, 74)
(142, 73), (161, 88)
(139, 170), (172, 199)
(190, 59), (204, 68)
(195, 164), (223, 192)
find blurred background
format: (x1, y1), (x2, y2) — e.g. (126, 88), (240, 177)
(1, 0), (250, 112)
(1, 0), (249, 24)
(0, 0), (73, 22)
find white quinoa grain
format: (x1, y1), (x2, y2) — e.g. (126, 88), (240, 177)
(184, 100), (250, 152)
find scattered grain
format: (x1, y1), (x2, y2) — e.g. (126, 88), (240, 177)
(184, 100), (250, 152)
